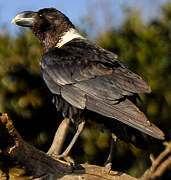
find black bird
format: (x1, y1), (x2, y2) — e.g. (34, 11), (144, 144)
(12, 8), (164, 160)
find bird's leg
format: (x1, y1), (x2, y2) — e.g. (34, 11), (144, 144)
(104, 133), (117, 171)
(47, 118), (71, 156)
(55, 121), (85, 159)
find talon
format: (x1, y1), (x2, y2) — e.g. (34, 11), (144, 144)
(55, 158), (71, 166)
(104, 162), (112, 173)
(50, 154), (74, 167)
(63, 156), (75, 165)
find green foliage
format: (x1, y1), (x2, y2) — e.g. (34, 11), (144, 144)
(0, 30), (60, 150)
(0, 2), (170, 179)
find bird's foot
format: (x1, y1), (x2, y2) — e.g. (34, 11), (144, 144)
(49, 153), (75, 167)
(104, 160), (112, 174)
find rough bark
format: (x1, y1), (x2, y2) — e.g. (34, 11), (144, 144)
(0, 113), (170, 180)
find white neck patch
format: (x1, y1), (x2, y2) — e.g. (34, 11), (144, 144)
(56, 28), (85, 48)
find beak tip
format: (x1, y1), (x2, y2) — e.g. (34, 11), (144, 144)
(11, 18), (16, 24)
(11, 11), (36, 27)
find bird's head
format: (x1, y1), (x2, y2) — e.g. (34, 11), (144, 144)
(12, 8), (76, 51)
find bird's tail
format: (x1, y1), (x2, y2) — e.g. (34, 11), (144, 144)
(86, 96), (164, 140)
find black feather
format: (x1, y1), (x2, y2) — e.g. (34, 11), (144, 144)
(39, 38), (164, 141)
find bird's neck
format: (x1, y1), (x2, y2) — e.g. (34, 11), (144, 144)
(33, 27), (84, 52)
(56, 28), (85, 48)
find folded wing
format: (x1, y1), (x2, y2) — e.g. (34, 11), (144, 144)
(40, 39), (164, 140)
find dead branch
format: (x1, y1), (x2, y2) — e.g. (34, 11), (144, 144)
(140, 141), (171, 180)
(0, 113), (137, 180)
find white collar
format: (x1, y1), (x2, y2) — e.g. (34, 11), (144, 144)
(56, 28), (85, 48)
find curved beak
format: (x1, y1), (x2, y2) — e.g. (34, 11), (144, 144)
(11, 11), (37, 27)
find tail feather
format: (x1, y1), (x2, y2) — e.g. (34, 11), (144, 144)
(86, 96), (164, 140)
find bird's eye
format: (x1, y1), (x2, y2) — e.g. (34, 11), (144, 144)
(39, 14), (43, 18)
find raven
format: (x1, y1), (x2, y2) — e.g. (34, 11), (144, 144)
(12, 8), (164, 160)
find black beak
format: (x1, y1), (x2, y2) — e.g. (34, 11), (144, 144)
(11, 11), (36, 27)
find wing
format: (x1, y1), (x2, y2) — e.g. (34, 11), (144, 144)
(40, 38), (164, 140)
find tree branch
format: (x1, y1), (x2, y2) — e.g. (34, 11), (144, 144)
(0, 113), (137, 180)
(140, 141), (171, 180)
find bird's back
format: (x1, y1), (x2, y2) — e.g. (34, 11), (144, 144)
(39, 38), (164, 142)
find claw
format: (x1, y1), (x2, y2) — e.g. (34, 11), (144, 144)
(50, 154), (75, 167)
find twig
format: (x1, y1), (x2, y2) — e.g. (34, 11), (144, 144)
(140, 141), (171, 180)
(151, 156), (171, 179)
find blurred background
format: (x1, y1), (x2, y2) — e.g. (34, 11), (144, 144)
(0, 0), (170, 179)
